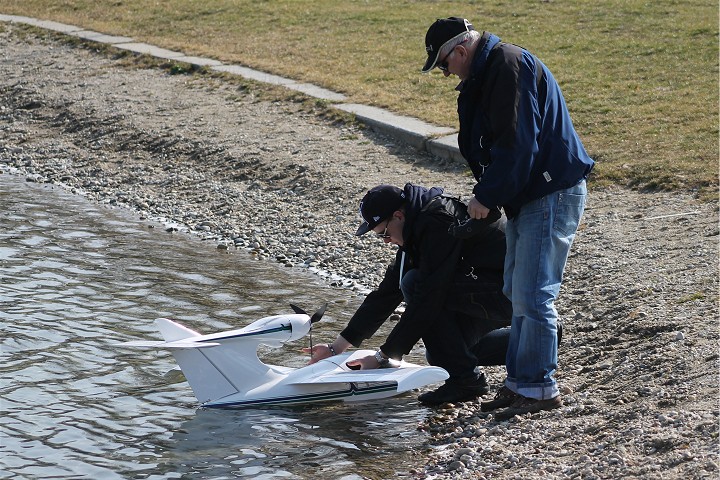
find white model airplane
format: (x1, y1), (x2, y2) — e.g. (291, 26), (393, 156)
(119, 305), (448, 408)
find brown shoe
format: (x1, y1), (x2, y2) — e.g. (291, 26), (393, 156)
(494, 395), (563, 421)
(480, 386), (518, 412)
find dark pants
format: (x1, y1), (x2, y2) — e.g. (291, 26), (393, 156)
(401, 269), (513, 381)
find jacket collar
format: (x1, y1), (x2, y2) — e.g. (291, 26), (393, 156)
(455, 31), (502, 91)
(400, 183), (444, 250)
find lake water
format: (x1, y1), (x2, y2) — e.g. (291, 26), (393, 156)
(0, 173), (435, 479)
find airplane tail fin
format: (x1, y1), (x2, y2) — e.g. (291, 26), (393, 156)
(152, 318), (279, 405)
(121, 316), (302, 405)
(156, 318), (201, 342)
(146, 319), (238, 403)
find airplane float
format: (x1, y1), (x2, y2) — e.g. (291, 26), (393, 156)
(118, 305), (448, 408)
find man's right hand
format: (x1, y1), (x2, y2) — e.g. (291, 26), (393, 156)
(302, 344), (334, 364)
(303, 336), (352, 365)
(468, 196), (490, 219)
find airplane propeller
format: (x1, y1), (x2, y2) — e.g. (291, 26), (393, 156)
(289, 304), (306, 315)
(310, 304), (327, 324)
(290, 303), (328, 359)
(289, 303), (327, 323)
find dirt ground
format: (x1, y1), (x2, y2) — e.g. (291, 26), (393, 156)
(1, 25), (718, 479)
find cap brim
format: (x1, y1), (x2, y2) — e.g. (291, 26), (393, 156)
(421, 32), (472, 73)
(421, 51), (440, 73)
(355, 221), (372, 236)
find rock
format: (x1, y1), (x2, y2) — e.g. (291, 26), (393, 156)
(1, 25), (716, 480)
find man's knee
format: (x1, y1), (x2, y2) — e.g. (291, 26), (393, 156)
(447, 289), (512, 325)
(400, 269), (419, 303)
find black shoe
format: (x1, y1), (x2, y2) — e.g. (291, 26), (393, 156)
(493, 395), (563, 421)
(480, 385), (518, 412)
(418, 373), (489, 406)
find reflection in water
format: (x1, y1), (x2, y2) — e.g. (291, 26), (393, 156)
(163, 402), (427, 479)
(0, 174), (433, 479)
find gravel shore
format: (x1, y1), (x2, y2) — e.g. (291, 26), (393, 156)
(1, 25), (718, 479)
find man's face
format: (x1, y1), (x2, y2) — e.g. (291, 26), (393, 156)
(371, 212), (404, 247)
(437, 44), (471, 80)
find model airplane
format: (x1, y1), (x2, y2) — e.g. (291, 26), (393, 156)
(118, 305), (448, 408)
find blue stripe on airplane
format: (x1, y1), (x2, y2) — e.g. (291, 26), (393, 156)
(204, 382), (397, 408)
(199, 325), (291, 343)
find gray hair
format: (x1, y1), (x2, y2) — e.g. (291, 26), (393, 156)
(438, 29), (481, 59)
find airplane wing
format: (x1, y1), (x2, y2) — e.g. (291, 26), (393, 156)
(285, 351), (449, 393)
(293, 367), (449, 393)
(119, 340), (221, 348)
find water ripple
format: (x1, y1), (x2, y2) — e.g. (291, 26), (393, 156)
(0, 174), (432, 479)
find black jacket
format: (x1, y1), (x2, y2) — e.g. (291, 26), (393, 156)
(340, 183), (506, 359)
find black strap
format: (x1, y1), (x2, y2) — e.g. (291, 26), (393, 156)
(534, 56), (544, 91)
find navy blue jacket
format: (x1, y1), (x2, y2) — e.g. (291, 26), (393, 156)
(457, 32), (595, 218)
(340, 183), (507, 359)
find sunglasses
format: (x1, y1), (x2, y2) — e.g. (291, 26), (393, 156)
(437, 39), (468, 72)
(437, 48), (454, 72)
(375, 217), (393, 239)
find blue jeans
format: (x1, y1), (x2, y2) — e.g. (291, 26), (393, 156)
(503, 180), (587, 400)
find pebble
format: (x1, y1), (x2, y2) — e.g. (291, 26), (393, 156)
(1, 25), (717, 480)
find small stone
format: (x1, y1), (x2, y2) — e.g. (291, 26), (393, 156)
(597, 360), (613, 369)
(560, 385), (574, 395)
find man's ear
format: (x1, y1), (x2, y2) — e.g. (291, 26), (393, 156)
(455, 44), (469, 60)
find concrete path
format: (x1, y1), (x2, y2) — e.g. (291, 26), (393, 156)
(0, 14), (464, 164)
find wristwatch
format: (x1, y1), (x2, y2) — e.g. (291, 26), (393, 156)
(374, 349), (400, 368)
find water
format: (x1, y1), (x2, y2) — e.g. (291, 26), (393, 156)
(0, 173), (434, 479)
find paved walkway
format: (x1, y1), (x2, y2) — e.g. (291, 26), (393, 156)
(0, 14), (464, 164)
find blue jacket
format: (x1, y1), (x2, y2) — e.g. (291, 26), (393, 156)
(457, 32), (595, 218)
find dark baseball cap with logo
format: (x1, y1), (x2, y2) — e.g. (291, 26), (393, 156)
(421, 17), (474, 73)
(355, 185), (406, 236)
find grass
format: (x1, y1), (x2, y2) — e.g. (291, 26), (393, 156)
(2, 0), (718, 199)
(678, 292), (706, 303)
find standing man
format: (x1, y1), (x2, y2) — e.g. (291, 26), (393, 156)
(306, 183), (513, 406)
(421, 17), (594, 419)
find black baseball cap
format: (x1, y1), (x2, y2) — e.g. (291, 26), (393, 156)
(421, 17), (474, 73)
(355, 185), (406, 236)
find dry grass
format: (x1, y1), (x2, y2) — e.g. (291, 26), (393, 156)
(2, 0), (717, 198)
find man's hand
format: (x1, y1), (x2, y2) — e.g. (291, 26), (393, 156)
(303, 336), (352, 365)
(468, 196), (490, 219)
(345, 354), (380, 370)
(302, 344), (334, 364)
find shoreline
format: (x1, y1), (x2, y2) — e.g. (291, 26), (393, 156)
(1, 26), (718, 479)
